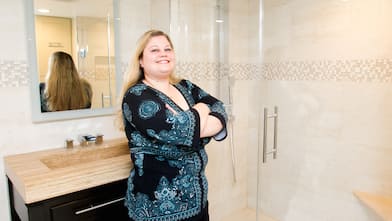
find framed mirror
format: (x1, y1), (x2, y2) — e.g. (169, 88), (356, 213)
(25, 0), (121, 122)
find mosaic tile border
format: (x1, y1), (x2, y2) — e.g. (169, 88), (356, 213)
(176, 59), (392, 82)
(0, 60), (29, 87)
(175, 62), (262, 81)
(261, 59), (392, 82)
(2, 59), (392, 87)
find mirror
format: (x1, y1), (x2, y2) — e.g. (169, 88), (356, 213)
(25, 0), (121, 122)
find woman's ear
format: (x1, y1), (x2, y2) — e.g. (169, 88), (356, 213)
(139, 59), (143, 68)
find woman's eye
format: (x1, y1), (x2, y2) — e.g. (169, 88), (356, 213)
(151, 49), (159, 52)
(165, 48), (172, 52)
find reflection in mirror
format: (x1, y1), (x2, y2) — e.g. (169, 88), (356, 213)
(26, 0), (121, 122)
(40, 51), (93, 112)
(35, 0), (115, 111)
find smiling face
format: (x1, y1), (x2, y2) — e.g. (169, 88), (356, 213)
(140, 35), (175, 81)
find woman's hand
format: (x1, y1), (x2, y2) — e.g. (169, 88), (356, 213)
(192, 103), (210, 118)
(201, 116), (223, 138)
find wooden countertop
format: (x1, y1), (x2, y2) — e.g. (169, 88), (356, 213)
(4, 137), (133, 204)
(354, 191), (392, 221)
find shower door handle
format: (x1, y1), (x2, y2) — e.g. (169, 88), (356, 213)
(262, 106), (278, 163)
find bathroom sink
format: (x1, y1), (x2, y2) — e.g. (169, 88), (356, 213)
(40, 145), (129, 169)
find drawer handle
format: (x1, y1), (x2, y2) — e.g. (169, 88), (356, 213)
(74, 197), (125, 215)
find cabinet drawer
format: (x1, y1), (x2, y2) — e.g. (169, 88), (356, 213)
(51, 195), (128, 221)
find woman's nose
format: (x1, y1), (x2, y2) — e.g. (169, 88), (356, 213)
(159, 51), (168, 57)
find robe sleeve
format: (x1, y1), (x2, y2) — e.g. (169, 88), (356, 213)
(183, 80), (228, 141)
(122, 84), (201, 150)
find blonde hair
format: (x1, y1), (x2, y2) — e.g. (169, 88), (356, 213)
(116, 29), (181, 130)
(44, 51), (92, 111)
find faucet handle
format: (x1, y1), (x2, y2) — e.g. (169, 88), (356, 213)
(78, 134), (96, 146)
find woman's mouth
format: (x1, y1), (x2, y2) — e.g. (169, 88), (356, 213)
(157, 60), (169, 64)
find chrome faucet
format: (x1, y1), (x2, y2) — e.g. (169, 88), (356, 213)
(77, 134), (104, 146)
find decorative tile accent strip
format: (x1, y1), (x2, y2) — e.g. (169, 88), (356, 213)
(176, 62), (221, 80)
(3, 59), (392, 87)
(177, 60), (392, 82)
(176, 62), (260, 81)
(229, 63), (261, 80)
(262, 59), (392, 82)
(0, 60), (29, 87)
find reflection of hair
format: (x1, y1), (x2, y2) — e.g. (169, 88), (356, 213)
(44, 51), (92, 111)
(116, 30), (180, 130)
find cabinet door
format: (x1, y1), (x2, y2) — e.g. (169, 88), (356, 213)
(51, 195), (128, 221)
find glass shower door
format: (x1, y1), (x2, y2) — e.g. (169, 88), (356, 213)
(169, 1), (256, 220)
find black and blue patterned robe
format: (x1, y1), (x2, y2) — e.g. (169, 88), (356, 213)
(122, 79), (227, 221)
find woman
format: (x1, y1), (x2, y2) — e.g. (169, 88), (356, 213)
(119, 30), (228, 221)
(40, 51), (92, 112)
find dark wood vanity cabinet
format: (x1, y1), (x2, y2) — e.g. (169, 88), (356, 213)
(8, 177), (130, 221)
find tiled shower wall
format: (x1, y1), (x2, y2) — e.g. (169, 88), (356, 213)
(248, 0), (392, 221)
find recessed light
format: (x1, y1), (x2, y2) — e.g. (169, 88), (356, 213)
(37, 8), (50, 13)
